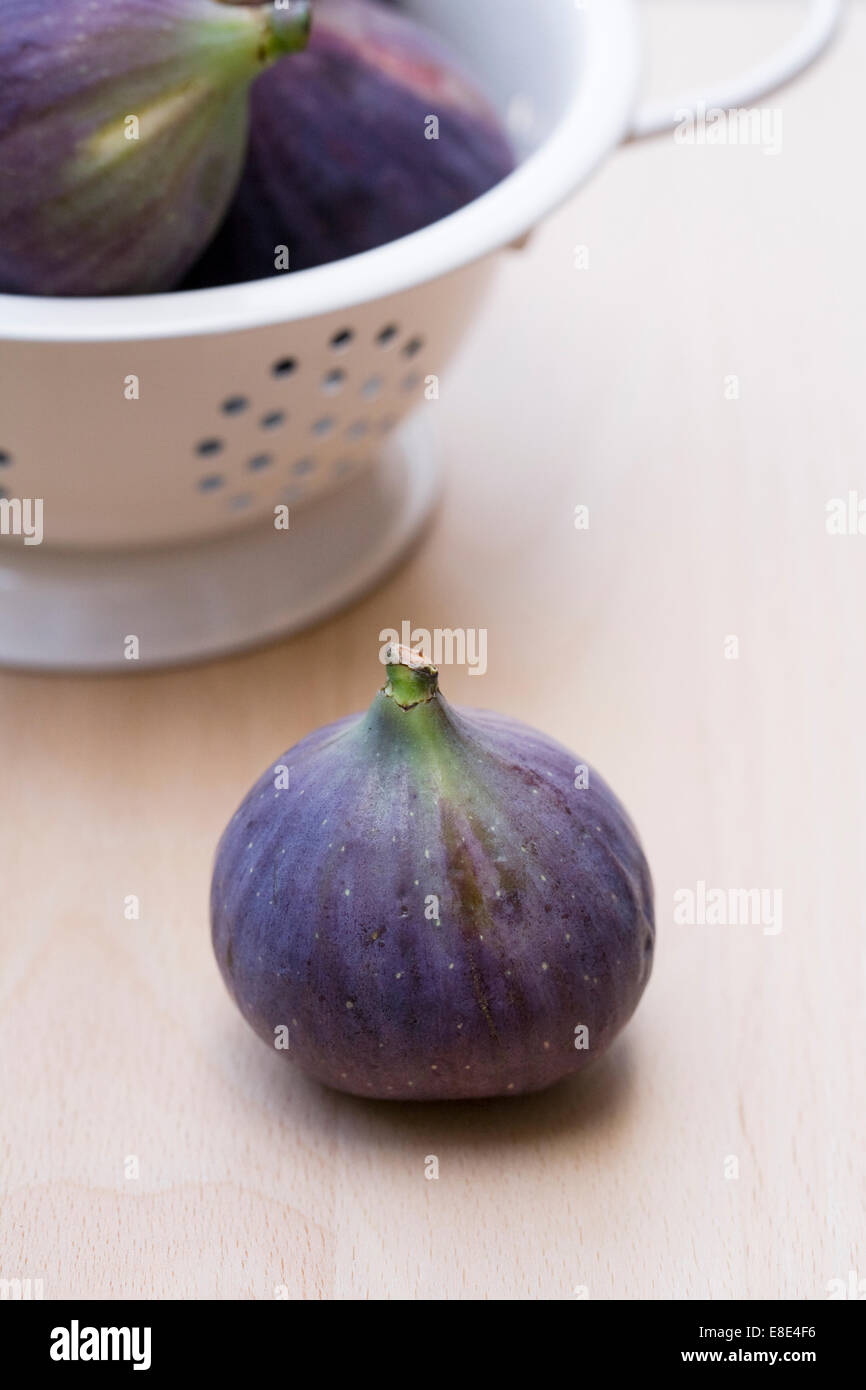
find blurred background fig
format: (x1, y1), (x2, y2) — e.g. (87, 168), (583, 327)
(183, 0), (516, 285)
(0, 0), (311, 296)
(211, 648), (654, 1100)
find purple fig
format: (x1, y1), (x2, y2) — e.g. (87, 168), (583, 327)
(0, 0), (311, 296)
(211, 649), (654, 1100)
(183, 0), (515, 285)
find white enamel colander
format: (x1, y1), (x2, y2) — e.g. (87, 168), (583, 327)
(0, 0), (842, 669)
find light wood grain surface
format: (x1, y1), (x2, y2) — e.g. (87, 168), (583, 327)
(1, 1), (864, 1300)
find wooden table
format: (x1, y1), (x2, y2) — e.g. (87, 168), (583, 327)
(2, 2), (863, 1299)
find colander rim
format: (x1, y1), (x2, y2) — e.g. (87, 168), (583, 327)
(0, 0), (640, 344)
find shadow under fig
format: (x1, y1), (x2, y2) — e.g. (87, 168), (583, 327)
(290, 1035), (638, 1153)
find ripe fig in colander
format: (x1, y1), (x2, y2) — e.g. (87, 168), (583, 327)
(211, 649), (655, 1100)
(0, 0), (311, 296)
(182, 0), (516, 285)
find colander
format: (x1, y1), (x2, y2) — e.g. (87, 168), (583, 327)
(0, 0), (842, 670)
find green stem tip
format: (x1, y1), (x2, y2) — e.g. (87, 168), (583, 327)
(383, 645), (440, 709)
(265, 0), (312, 59)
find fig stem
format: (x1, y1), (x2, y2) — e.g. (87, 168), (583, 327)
(383, 646), (439, 709)
(266, 1), (312, 58)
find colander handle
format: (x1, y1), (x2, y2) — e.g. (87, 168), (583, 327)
(626, 0), (844, 141)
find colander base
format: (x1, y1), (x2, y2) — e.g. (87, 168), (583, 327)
(0, 419), (438, 673)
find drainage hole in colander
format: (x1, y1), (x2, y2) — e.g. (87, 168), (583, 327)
(376, 325), (399, 348)
(330, 328), (354, 352)
(361, 377), (384, 400)
(312, 417), (335, 437)
(272, 357), (298, 378)
(403, 338), (424, 358)
(196, 438), (223, 457)
(0, 451), (11, 466)
(221, 396), (249, 416)
(198, 474), (225, 493)
(323, 369), (346, 395)
(0, 486), (8, 500)
(229, 493), (253, 512)
(401, 373), (421, 393)
(292, 457), (316, 476)
(248, 454), (274, 472)
(260, 410), (286, 431)
(334, 459), (355, 479)
(378, 416), (398, 433)
(346, 420), (369, 440)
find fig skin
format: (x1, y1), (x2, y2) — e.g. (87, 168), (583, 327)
(183, 0), (516, 285)
(0, 0), (311, 296)
(211, 654), (654, 1101)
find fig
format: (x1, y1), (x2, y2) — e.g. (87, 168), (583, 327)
(183, 0), (515, 285)
(0, 0), (311, 296)
(211, 649), (654, 1100)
